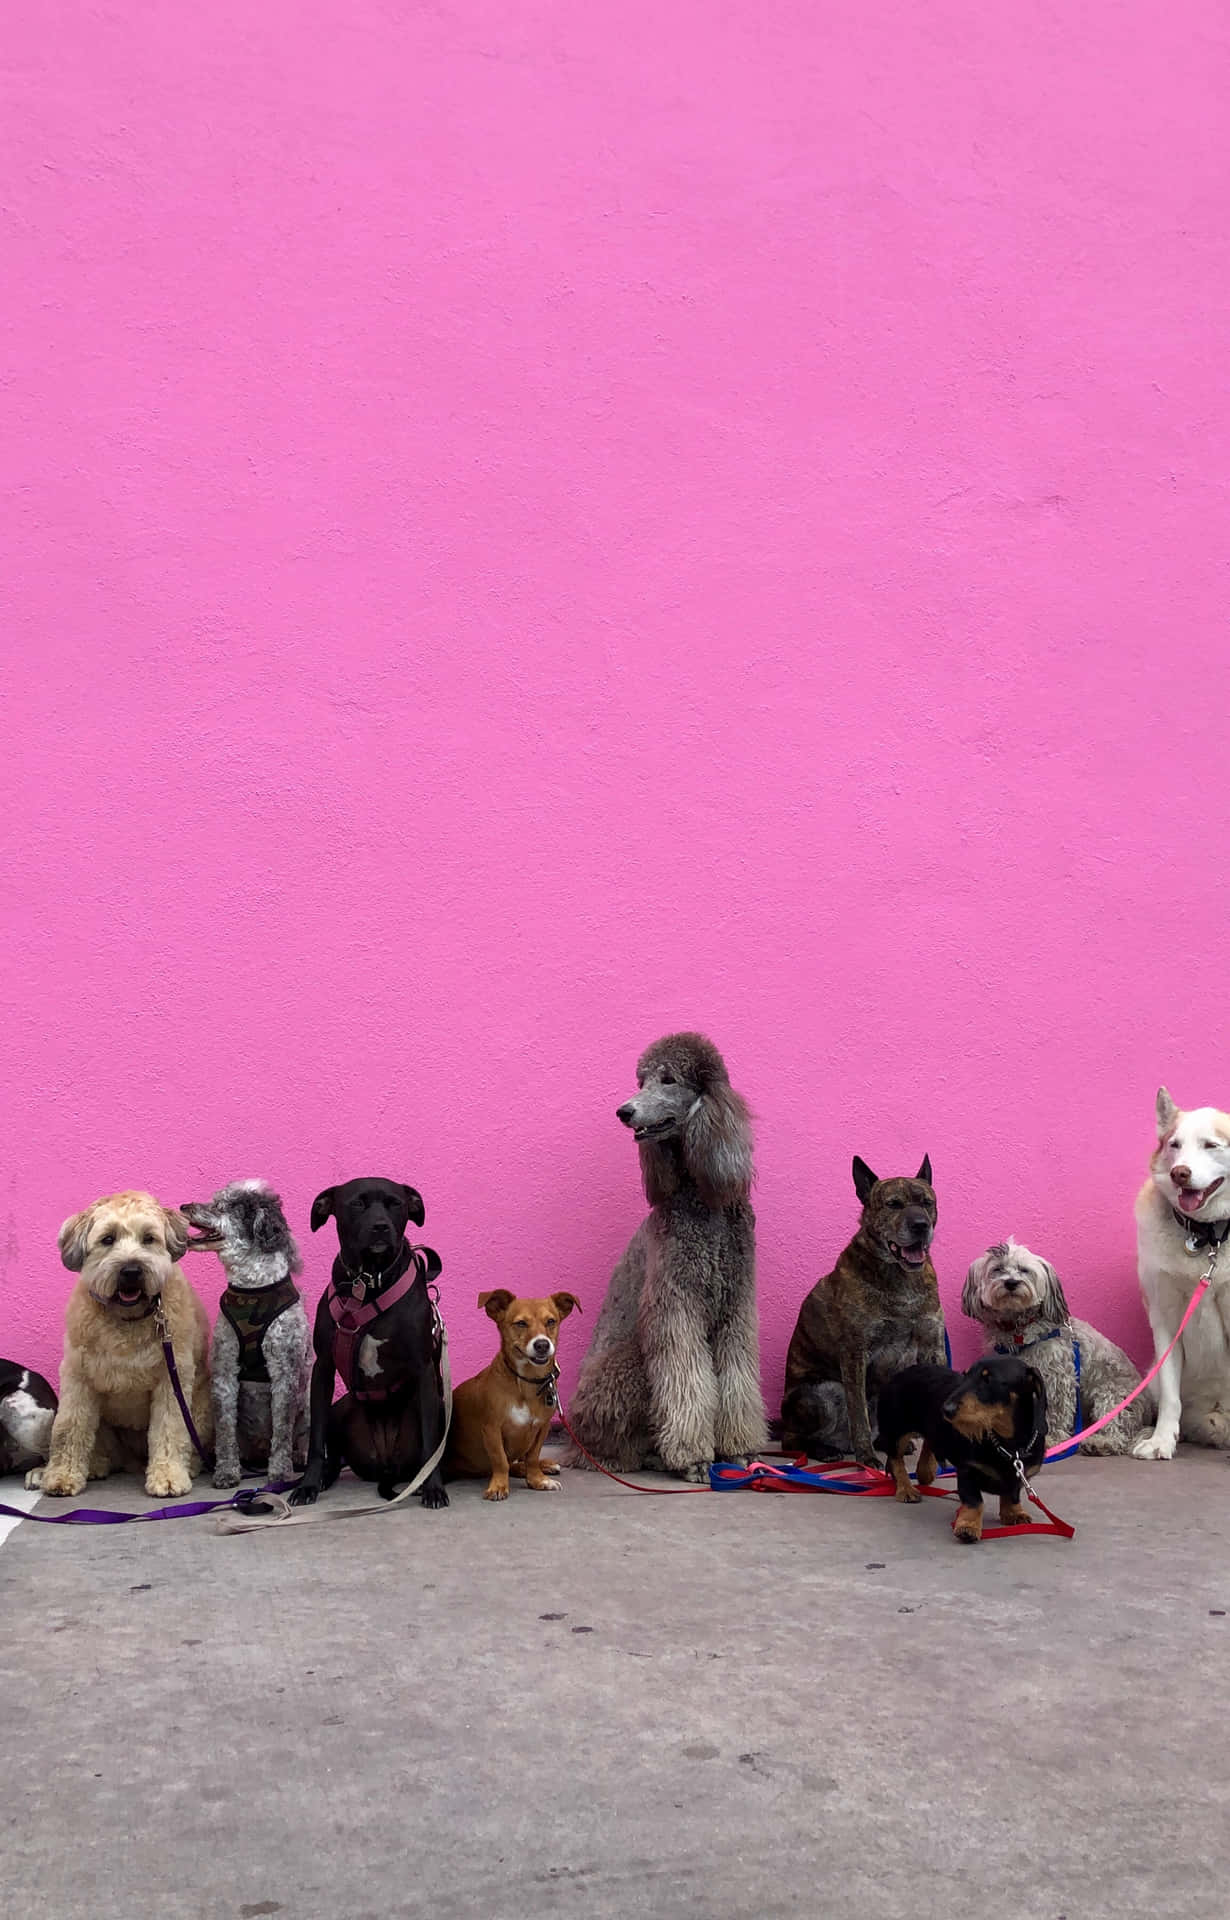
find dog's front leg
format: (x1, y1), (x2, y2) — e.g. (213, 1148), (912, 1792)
(712, 1298), (769, 1464)
(289, 1350), (336, 1504)
(1133, 1305), (1183, 1460)
(481, 1421), (512, 1501)
(839, 1345), (878, 1468)
(953, 1467), (985, 1543)
(29, 1369), (101, 1497)
(519, 1424), (559, 1493)
(211, 1319), (242, 1489)
(416, 1354), (450, 1509)
(146, 1371), (196, 1498)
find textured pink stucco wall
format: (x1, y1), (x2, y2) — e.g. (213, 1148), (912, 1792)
(3, 4), (1228, 1406)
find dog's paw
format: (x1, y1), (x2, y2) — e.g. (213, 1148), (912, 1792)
(539, 1460), (562, 1475)
(1133, 1428), (1178, 1461)
(854, 1450), (882, 1473)
(483, 1484), (510, 1502)
(212, 1466), (241, 1490)
(1080, 1433), (1124, 1457)
(23, 1466), (45, 1491)
(998, 1503), (1033, 1527)
(526, 1473), (561, 1492)
(680, 1460), (714, 1484)
(421, 1483), (450, 1509)
(38, 1465), (87, 1498)
(287, 1479), (320, 1507)
(146, 1465), (192, 1499)
(895, 1485), (922, 1504)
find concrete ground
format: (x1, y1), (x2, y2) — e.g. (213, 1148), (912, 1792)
(1, 1451), (1227, 1920)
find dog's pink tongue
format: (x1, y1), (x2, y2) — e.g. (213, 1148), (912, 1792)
(1178, 1187), (1209, 1215)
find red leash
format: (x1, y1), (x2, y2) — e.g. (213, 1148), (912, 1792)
(554, 1407), (1073, 1536)
(730, 1451), (1074, 1540)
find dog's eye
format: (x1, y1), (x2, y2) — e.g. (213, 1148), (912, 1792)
(545, 1319), (557, 1330)
(889, 1198), (903, 1209)
(660, 1072), (676, 1085)
(141, 1233), (158, 1246)
(98, 1232), (115, 1247)
(1202, 1141), (1218, 1151)
(514, 1320), (529, 1331)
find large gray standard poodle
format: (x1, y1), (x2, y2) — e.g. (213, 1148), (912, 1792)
(561, 1032), (769, 1481)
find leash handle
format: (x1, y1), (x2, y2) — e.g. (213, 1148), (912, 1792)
(216, 1324), (455, 1533)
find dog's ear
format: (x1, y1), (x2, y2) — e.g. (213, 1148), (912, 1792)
(58, 1206), (95, 1272)
(479, 1289), (514, 1321)
(400, 1185), (426, 1227)
(1156, 1087), (1178, 1138)
(1024, 1364), (1048, 1424)
(961, 1251), (991, 1322)
(551, 1291), (581, 1320)
(1037, 1257), (1070, 1324)
(415, 1245), (442, 1284)
(162, 1207), (190, 1262)
(916, 1154), (932, 1187)
(682, 1081), (753, 1208)
(251, 1202), (282, 1256)
(852, 1157), (879, 1204)
(310, 1189), (336, 1233)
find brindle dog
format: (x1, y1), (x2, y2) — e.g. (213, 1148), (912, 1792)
(780, 1155), (946, 1467)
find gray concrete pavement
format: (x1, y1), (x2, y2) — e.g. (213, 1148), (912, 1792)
(1, 1451), (1227, 1919)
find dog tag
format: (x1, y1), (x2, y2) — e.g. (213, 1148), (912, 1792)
(1185, 1233), (1204, 1256)
(350, 1278), (367, 1303)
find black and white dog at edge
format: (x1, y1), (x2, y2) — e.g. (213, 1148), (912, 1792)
(181, 1180), (311, 1487)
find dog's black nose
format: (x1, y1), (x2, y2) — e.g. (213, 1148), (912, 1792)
(530, 1338), (552, 1358)
(616, 1102), (636, 1125)
(1002, 1277), (1022, 1292)
(119, 1263), (144, 1280)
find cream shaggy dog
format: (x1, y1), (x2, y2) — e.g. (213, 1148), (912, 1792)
(1134, 1088), (1230, 1461)
(962, 1239), (1151, 1454)
(27, 1191), (213, 1499)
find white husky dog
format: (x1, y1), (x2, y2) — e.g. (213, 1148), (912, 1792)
(1133, 1087), (1230, 1460)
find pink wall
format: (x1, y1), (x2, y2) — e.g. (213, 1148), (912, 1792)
(3, 3), (1227, 1407)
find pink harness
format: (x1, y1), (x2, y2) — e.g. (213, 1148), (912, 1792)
(327, 1254), (434, 1401)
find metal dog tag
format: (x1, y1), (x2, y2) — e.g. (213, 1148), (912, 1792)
(1185, 1232), (1203, 1256)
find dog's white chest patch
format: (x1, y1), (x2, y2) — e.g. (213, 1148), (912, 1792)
(507, 1402), (532, 1428)
(1, 1389), (54, 1453)
(357, 1335), (384, 1379)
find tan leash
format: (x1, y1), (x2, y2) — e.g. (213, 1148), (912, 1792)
(215, 1332), (452, 1534)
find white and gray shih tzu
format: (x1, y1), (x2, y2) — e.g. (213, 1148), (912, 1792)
(962, 1239), (1154, 1455)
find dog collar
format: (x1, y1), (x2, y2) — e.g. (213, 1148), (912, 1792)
(992, 1327), (1065, 1353)
(503, 1355), (560, 1408)
(1171, 1209), (1230, 1255)
(335, 1240), (413, 1305)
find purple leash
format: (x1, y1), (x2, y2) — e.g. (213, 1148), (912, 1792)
(0, 1294), (288, 1527)
(154, 1297), (215, 1469)
(0, 1483), (294, 1526)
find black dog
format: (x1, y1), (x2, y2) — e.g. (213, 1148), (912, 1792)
(874, 1355), (1048, 1543)
(0, 1359), (57, 1476)
(288, 1179), (449, 1510)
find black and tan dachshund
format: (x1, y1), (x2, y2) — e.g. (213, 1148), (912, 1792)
(874, 1354), (1048, 1543)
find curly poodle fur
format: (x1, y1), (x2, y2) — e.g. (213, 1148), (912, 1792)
(560, 1033), (768, 1481)
(962, 1238), (1154, 1455)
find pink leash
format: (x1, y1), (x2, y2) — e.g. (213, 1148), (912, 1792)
(1041, 1268), (1212, 1462)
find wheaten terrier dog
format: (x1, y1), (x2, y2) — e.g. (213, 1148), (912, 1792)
(28, 1191), (213, 1499)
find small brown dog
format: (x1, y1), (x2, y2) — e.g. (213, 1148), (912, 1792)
(446, 1291), (580, 1501)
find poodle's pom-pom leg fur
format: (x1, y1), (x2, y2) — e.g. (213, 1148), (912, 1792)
(712, 1312), (769, 1462)
(558, 1339), (652, 1473)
